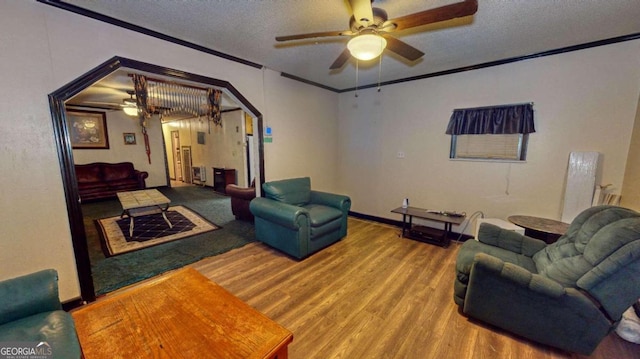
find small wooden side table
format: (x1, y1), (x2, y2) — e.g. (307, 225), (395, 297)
(72, 268), (293, 358)
(507, 215), (570, 244)
(213, 167), (236, 194)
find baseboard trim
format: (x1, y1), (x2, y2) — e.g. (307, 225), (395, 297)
(349, 211), (404, 227)
(62, 297), (85, 311)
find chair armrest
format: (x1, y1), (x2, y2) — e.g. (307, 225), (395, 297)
(134, 170), (149, 188)
(310, 191), (351, 212)
(478, 223), (546, 256)
(472, 252), (565, 297)
(250, 197), (309, 229)
(0, 269), (62, 326)
(226, 184), (256, 200)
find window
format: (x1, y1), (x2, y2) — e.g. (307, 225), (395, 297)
(450, 133), (528, 160)
(446, 103), (534, 162)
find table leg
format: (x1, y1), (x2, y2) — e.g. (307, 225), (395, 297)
(271, 346), (289, 359)
(161, 210), (173, 229)
(129, 217), (134, 238)
(401, 214), (407, 237)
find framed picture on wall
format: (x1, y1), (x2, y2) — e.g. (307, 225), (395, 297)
(67, 110), (109, 149)
(123, 132), (136, 145)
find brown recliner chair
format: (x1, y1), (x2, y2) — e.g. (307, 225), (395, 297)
(226, 180), (256, 221)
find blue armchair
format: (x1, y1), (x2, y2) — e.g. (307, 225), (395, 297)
(250, 177), (351, 259)
(454, 205), (640, 355)
(0, 269), (81, 358)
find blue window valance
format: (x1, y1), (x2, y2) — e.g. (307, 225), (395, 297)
(445, 103), (535, 135)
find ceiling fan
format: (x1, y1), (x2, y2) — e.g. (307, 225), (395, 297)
(121, 91), (139, 116)
(275, 0), (478, 69)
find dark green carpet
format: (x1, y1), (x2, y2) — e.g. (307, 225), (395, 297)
(82, 186), (255, 295)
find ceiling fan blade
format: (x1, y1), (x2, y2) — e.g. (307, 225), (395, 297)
(276, 30), (346, 42)
(348, 0), (374, 27)
(66, 101), (121, 110)
(330, 48), (352, 70)
(382, 35), (424, 61)
(389, 0), (478, 31)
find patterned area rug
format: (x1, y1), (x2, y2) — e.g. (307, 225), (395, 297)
(96, 205), (219, 257)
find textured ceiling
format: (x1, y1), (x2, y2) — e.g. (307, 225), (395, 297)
(61, 0), (640, 91)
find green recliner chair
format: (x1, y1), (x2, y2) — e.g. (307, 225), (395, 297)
(250, 177), (351, 259)
(0, 269), (82, 358)
(454, 205), (640, 355)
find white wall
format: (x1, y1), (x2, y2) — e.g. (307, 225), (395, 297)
(0, 1), (339, 301)
(162, 111), (247, 187)
(204, 111), (247, 186)
(261, 70), (341, 192)
(339, 40), (640, 231)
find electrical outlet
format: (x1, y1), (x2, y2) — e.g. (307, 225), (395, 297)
(397, 151), (405, 159)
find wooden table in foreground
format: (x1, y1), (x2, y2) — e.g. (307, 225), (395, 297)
(508, 215), (570, 244)
(72, 268), (293, 359)
(391, 206), (466, 247)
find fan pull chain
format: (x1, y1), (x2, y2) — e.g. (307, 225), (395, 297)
(355, 59), (359, 98)
(377, 55), (382, 92)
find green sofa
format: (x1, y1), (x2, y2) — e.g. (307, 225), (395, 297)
(0, 269), (81, 358)
(454, 205), (640, 355)
(250, 177), (351, 259)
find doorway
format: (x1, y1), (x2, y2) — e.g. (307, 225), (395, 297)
(182, 146), (193, 183)
(247, 134), (255, 184)
(171, 131), (181, 181)
(49, 56), (265, 302)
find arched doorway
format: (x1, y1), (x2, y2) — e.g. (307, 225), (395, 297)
(49, 56), (265, 302)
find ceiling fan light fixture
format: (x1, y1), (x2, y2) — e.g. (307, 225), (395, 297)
(123, 106), (139, 116)
(347, 33), (386, 61)
(122, 92), (138, 116)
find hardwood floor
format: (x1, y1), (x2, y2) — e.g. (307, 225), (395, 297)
(191, 218), (640, 359)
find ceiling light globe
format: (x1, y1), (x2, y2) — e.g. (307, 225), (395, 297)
(347, 34), (387, 61)
(123, 106), (139, 116)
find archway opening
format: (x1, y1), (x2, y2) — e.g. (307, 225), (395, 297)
(49, 56), (264, 301)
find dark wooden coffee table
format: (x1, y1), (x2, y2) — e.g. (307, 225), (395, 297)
(392, 206), (466, 247)
(508, 215), (570, 244)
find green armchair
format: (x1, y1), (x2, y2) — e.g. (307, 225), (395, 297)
(454, 205), (640, 355)
(250, 177), (351, 259)
(0, 269), (81, 358)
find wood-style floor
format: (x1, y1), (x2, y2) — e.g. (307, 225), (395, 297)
(191, 218), (640, 359)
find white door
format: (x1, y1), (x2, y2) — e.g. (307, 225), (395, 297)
(182, 146), (192, 183)
(171, 131), (181, 181)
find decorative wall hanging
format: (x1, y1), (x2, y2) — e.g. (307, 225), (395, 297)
(143, 78), (222, 128)
(130, 74), (225, 162)
(207, 88), (222, 127)
(123, 133), (136, 145)
(132, 74), (152, 163)
(67, 110), (109, 149)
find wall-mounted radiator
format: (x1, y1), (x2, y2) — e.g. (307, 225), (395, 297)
(192, 166), (207, 186)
